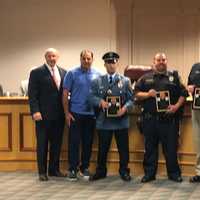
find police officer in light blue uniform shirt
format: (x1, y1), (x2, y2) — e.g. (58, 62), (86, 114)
(89, 52), (134, 182)
(63, 50), (101, 181)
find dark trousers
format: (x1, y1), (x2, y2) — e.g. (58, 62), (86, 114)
(35, 119), (64, 175)
(96, 129), (129, 175)
(142, 117), (181, 178)
(68, 113), (95, 172)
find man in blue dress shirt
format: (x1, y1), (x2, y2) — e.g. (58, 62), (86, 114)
(62, 50), (100, 181)
(89, 52), (134, 181)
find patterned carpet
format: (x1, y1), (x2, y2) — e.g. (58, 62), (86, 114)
(0, 172), (200, 200)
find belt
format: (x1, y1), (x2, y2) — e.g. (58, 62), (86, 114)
(142, 112), (175, 122)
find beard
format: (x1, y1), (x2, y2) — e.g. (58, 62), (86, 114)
(156, 64), (167, 73)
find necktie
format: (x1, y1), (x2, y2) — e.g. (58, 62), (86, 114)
(52, 68), (60, 90)
(109, 75), (112, 84)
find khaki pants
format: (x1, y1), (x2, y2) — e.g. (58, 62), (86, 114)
(192, 109), (200, 175)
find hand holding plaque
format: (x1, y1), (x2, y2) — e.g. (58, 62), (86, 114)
(193, 87), (200, 109)
(155, 90), (170, 112)
(106, 96), (121, 117)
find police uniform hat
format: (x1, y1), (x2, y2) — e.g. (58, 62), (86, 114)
(102, 52), (120, 64)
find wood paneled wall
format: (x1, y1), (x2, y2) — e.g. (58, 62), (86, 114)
(114, 0), (200, 84)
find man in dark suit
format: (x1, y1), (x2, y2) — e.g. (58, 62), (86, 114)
(28, 48), (66, 181)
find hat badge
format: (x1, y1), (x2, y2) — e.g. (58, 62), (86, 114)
(169, 75), (174, 82)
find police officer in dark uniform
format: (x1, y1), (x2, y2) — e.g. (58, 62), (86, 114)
(89, 52), (134, 181)
(135, 53), (188, 183)
(188, 63), (200, 182)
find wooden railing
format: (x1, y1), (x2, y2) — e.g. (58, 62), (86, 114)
(0, 97), (195, 176)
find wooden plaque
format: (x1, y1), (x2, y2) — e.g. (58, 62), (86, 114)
(106, 96), (121, 117)
(193, 87), (200, 109)
(156, 90), (170, 112)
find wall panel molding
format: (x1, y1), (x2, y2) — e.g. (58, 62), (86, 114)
(0, 113), (12, 152)
(19, 113), (36, 152)
(114, 0), (200, 83)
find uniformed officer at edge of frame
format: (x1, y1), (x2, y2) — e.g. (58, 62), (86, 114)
(187, 62), (200, 183)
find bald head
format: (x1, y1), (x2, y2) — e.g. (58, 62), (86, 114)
(154, 52), (167, 60)
(153, 52), (167, 73)
(45, 48), (59, 57)
(44, 48), (59, 68)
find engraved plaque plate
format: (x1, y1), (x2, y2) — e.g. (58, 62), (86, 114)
(106, 96), (121, 117)
(193, 87), (200, 109)
(156, 90), (170, 112)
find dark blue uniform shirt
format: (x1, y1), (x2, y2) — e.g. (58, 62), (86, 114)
(188, 63), (200, 86)
(135, 70), (188, 115)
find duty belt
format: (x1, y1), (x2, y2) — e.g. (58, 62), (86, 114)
(142, 112), (175, 122)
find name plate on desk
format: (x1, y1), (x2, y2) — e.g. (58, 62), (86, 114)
(156, 90), (170, 112)
(193, 87), (200, 109)
(106, 96), (121, 117)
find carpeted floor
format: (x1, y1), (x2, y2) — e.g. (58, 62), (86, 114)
(0, 172), (199, 200)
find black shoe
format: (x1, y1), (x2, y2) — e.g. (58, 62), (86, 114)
(48, 171), (66, 177)
(89, 173), (106, 181)
(120, 173), (132, 182)
(141, 175), (155, 183)
(39, 174), (48, 181)
(189, 175), (200, 183)
(67, 170), (78, 181)
(169, 176), (183, 182)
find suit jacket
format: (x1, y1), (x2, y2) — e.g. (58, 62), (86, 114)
(90, 73), (134, 130)
(28, 64), (66, 120)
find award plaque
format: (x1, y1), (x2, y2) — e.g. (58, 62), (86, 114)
(193, 87), (200, 109)
(155, 90), (170, 112)
(106, 96), (121, 117)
